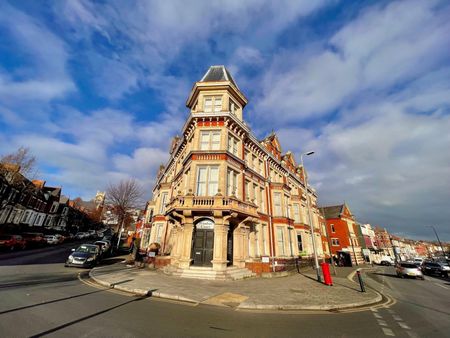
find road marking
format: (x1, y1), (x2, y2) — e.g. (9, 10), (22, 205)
(377, 320), (388, 327)
(433, 283), (449, 290)
(373, 313), (383, 319)
(382, 328), (395, 336)
(398, 322), (411, 330)
(406, 331), (419, 338)
(371, 308), (378, 312)
(387, 309), (395, 314)
(392, 315), (402, 321)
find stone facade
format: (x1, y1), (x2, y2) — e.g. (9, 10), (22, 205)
(145, 66), (325, 276)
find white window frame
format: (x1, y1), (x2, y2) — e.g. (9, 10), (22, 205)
(196, 166), (219, 196)
(199, 130), (221, 150)
(273, 192), (282, 216)
(227, 134), (239, 156)
(227, 169), (238, 196)
(204, 96), (222, 113)
(159, 192), (168, 214)
(277, 226), (285, 256)
(293, 203), (300, 223)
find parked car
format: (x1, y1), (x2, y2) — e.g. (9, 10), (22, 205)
(422, 261), (450, 278)
(396, 262), (424, 279)
(0, 234), (27, 251)
(21, 232), (46, 248)
(54, 234), (65, 243)
(379, 256), (395, 266)
(75, 232), (88, 240)
(44, 235), (59, 245)
(65, 244), (100, 268)
(94, 240), (111, 255)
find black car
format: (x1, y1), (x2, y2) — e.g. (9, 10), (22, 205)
(421, 261), (450, 277)
(65, 244), (100, 268)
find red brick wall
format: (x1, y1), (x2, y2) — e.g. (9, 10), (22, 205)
(326, 218), (350, 254)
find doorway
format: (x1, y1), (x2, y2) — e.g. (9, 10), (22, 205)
(192, 219), (214, 266)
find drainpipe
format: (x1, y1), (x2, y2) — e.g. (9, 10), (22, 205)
(264, 156), (276, 272)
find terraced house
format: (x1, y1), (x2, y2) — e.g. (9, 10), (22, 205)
(145, 66), (327, 279)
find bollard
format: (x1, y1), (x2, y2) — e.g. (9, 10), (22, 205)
(356, 270), (366, 292)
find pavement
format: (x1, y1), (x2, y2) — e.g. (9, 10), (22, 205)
(89, 261), (382, 311)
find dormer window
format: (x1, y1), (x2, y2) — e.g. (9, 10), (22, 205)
(204, 96), (222, 113)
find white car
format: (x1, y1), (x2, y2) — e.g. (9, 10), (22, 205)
(44, 235), (59, 245)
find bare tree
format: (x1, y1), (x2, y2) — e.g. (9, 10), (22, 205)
(0, 146), (36, 176)
(106, 178), (144, 248)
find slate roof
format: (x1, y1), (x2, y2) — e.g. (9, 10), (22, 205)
(200, 65), (239, 88)
(320, 205), (344, 219)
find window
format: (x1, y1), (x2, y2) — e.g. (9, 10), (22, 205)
(260, 188), (265, 213)
(273, 192), (282, 216)
(261, 224), (267, 255)
(253, 184), (258, 206)
(227, 134), (239, 155)
(293, 204), (300, 222)
(204, 96), (222, 113)
(200, 130), (220, 150)
(229, 99), (237, 114)
(284, 195), (289, 217)
(196, 166), (219, 196)
(332, 238), (340, 246)
(259, 159), (264, 175)
(244, 180), (251, 201)
(331, 224), (335, 233)
(155, 224), (164, 243)
(227, 169), (238, 196)
(297, 234), (303, 252)
(159, 192), (168, 214)
(277, 226), (285, 255)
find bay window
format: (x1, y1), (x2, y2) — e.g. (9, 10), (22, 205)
(204, 96), (222, 113)
(200, 130), (221, 150)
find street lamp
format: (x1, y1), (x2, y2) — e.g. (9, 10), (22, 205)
(301, 151), (322, 282)
(426, 225), (444, 256)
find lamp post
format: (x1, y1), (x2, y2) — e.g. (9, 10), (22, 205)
(426, 225), (444, 256)
(301, 151), (321, 282)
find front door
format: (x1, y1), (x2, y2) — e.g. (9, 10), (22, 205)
(193, 229), (214, 266)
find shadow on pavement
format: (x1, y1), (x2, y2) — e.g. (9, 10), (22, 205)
(371, 272), (398, 278)
(0, 285), (110, 315)
(0, 275), (79, 289)
(28, 293), (155, 338)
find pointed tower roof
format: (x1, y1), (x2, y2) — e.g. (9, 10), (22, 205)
(186, 65), (247, 109)
(200, 65), (239, 89)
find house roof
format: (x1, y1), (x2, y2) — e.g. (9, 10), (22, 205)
(200, 65), (239, 89)
(320, 205), (344, 219)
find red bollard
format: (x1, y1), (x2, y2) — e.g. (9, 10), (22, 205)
(321, 262), (333, 286)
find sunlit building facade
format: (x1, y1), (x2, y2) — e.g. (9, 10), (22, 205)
(145, 66), (326, 278)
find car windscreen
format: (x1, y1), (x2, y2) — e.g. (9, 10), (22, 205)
(76, 246), (97, 254)
(400, 263), (417, 268)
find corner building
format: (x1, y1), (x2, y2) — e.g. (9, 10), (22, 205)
(146, 66), (326, 278)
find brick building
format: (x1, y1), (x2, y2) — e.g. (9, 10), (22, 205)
(144, 66), (326, 278)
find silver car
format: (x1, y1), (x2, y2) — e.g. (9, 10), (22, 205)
(396, 262), (424, 279)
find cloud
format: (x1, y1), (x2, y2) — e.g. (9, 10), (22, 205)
(255, 0), (450, 125)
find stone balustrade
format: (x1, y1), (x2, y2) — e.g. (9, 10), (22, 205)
(166, 195), (258, 217)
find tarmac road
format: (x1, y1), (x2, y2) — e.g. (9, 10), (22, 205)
(0, 246), (449, 337)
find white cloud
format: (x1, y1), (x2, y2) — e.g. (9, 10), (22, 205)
(255, 0), (450, 124)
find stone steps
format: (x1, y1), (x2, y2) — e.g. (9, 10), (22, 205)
(163, 265), (256, 280)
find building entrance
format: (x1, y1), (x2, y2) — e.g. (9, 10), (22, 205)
(192, 219), (214, 266)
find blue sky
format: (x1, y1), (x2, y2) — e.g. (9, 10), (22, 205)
(1, 0), (449, 241)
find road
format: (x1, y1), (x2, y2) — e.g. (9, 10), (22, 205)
(0, 245), (449, 337)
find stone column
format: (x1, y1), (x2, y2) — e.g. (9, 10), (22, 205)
(233, 227), (246, 268)
(212, 215), (229, 271)
(248, 228), (256, 258)
(170, 226), (180, 266)
(178, 219), (194, 269)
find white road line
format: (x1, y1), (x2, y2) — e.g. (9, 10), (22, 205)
(382, 328), (395, 336)
(373, 313), (383, 319)
(377, 320), (388, 327)
(392, 315), (402, 321)
(387, 309), (395, 314)
(433, 283), (449, 290)
(371, 308), (378, 312)
(398, 322), (411, 330)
